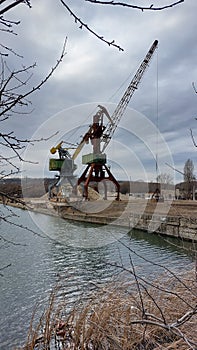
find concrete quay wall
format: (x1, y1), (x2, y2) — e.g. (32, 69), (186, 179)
(56, 205), (197, 242)
(7, 197), (195, 242)
(2, 197), (197, 242)
(129, 214), (197, 242)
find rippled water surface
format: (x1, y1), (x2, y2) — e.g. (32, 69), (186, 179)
(0, 205), (195, 349)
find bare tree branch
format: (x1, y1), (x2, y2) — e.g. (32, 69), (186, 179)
(60, 0), (124, 51)
(166, 162), (184, 175)
(0, 0), (31, 16)
(0, 263), (11, 276)
(0, 0), (185, 55)
(190, 128), (197, 147)
(0, 39), (66, 174)
(0, 38), (67, 119)
(192, 82), (197, 94)
(0, 203), (46, 238)
(85, 0), (184, 11)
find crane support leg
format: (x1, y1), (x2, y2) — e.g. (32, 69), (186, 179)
(77, 164), (91, 199)
(77, 162), (120, 201)
(103, 164), (120, 201)
(84, 164), (95, 200)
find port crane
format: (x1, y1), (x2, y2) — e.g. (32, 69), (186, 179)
(77, 40), (158, 200)
(48, 141), (78, 199)
(49, 40), (158, 201)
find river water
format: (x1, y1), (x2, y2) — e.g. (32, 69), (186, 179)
(0, 205), (195, 349)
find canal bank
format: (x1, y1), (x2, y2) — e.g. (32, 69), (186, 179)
(22, 197), (197, 242)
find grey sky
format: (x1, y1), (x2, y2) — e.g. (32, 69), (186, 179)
(2, 0), (197, 183)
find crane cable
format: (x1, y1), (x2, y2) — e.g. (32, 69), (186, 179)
(155, 45), (159, 182)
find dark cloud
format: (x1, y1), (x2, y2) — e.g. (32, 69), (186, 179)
(3, 0), (197, 182)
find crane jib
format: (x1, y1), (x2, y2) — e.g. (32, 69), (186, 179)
(101, 39), (158, 152)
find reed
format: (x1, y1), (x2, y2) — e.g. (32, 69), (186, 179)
(19, 268), (196, 350)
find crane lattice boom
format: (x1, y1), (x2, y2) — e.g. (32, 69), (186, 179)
(101, 39), (158, 152)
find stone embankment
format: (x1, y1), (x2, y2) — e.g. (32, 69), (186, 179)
(50, 198), (197, 242)
(2, 196), (197, 242)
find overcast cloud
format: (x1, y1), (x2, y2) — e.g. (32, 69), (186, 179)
(2, 0), (197, 183)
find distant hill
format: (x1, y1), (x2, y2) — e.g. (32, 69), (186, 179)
(0, 178), (55, 198)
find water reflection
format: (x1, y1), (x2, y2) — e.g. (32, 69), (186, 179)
(0, 205), (195, 349)
(30, 210), (128, 248)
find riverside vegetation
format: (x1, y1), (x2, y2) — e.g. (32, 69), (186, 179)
(20, 260), (196, 349)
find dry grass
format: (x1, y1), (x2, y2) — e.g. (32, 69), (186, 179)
(19, 268), (197, 350)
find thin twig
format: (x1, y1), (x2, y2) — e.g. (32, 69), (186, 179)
(60, 1), (124, 51)
(85, 0), (184, 11)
